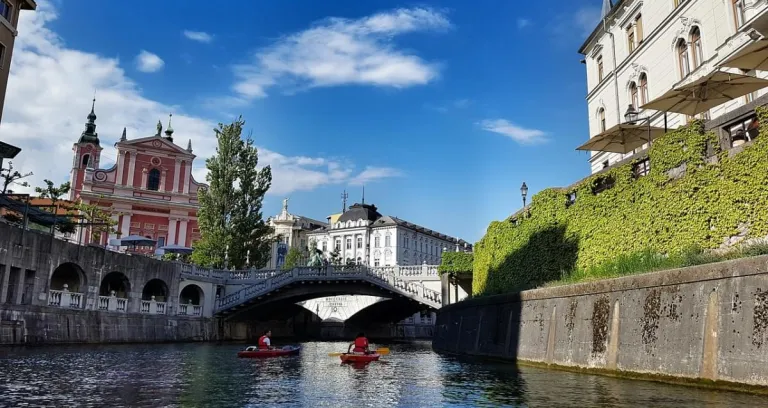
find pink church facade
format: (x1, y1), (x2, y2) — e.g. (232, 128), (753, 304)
(69, 102), (207, 250)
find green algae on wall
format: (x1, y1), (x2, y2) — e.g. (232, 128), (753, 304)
(474, 108), (768, 295)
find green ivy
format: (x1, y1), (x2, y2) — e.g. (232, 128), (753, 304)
(474, 109), (768, 296)
(438, 252), (473, 275)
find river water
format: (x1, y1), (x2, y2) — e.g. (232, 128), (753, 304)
(0, 341), (766, 407)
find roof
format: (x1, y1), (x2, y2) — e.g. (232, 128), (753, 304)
(20, 0), (37, 10)
(578, 0), (626, 55)
(371, 215), (473, 248)
(337, 203), (383, 223)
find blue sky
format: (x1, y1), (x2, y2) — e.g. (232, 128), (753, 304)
(3, 0), (604, 242)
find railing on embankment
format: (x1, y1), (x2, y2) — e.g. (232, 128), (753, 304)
(432, 254), (768, 389)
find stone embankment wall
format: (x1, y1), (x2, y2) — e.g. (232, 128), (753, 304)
(433, 255), (768, 388)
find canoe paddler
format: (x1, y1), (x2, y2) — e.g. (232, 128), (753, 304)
(348, 332), (369, 354)
(258, 330), (273, 350)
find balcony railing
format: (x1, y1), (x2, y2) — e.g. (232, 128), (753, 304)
(48, 286), (83, 309)
(178, 303), (202, 316)
(140, 297), (167, 314)
(98, 292), (128, 312)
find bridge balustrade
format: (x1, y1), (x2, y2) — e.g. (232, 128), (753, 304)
(98, 292), (128, 312)
(47, 285), (84, 309)
(140, 297), (167, 315)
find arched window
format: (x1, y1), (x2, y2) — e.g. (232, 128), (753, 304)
(690, 27), (703, 68)
(81, 154), (90, 168)
(639, 74), (649, 105)
(677, 38), (690, 78)
(147, 168), (160, 191)
(629, 82), (639, 109)
(598, 108), (606, 132)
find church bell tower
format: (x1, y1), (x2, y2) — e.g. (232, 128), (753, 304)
(69, 98), (103, 201)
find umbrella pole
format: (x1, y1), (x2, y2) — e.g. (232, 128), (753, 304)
(664, 112), (668, 133)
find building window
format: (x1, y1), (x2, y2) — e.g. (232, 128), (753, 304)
(375, 236), (380, 248)
(632, 158), (651, 178)
(335, 239), (341, 251)
(81, 154), (90, 168)
(597, 55), (604, 82)
(629, 82), (639, 109)
(677, 38), (690, 78)
(639, 73), (649, 105)
(0, 1), (12, 22)
(374, 259), (380, 267)
(690, 27), (703, 68)
(627, 26), (636, 53)
(357, 237), (362, 249)
(598, 108), (606, 133)
(733, 0), (746, 29)
(0, 43), (5, 70)
(147, 168), (161, 191)
(592, 176), (616, 195)
(346, 238), (351, 250)
(636, 15), (644, 43)
(385, 235), (391, 247)
(157, 236), (166, 248)
(322, 241), (327, 252)
(727, 116), (759, 147)
(602, 160), (610, 169)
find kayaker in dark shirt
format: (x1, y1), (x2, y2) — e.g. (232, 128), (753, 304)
(258, 330), (273, 350)
(348, 332), (369, 354)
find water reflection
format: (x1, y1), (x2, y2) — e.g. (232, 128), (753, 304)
(0, 342), (766, 407)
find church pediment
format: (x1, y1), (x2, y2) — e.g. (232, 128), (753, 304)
(118, 136), (194, 157)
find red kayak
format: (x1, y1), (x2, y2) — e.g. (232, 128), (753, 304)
(237, 345), (301, 358)
(340, 353), (380, 363)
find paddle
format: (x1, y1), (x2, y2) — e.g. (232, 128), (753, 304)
(328, 347), (389, 357)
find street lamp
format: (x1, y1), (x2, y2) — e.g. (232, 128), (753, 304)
(520, 182), (528, 207)
(624, 104), (639, 124)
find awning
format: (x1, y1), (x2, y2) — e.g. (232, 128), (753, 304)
(119, 235), (156, 247)
(576, 123), (666, 154)
(720, 39), (768, 71)
(640, 71), (768, 115)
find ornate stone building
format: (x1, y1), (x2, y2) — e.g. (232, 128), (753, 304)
(69, 103), (207, 249)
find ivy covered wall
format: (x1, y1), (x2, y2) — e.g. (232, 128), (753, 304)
(473, 108), (768, 295)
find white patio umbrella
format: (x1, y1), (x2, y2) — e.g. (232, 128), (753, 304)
(576, 123), (667, 154)
(720, 39), (768, 71)
(640, 71), (768, 116)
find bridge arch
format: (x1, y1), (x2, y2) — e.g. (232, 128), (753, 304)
(99, 271), (130, 298)
(50, 262), (86, 293)
(141, 278), (169, 302)
(345, 298), (435, 326)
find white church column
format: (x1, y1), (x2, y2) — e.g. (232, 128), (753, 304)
(167, 218), (178, 246)
(182, 161), (190, 194)
(160, 169), (168, 192)
(177, 219), (188, 247)
(120, 213), (131, 239)
(115, 151), (125, 186)
(127, 153), (137, 187)
(173, 159), (181, 193)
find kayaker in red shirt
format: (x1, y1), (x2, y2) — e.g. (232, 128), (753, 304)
(258, 330), (273, 350)
(348, 332), (369, 354)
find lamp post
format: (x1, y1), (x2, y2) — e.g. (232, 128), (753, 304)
(520, 182), (528, 208)
(624, 104), (639, 125)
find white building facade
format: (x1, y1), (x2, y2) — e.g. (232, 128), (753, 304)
(580, 0), (768, 173)
(306, 202), (472, 266)
(263, 198), (327, 269)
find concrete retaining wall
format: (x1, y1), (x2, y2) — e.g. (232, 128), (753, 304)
(0, 305), (217, 344)
(433, 255), (768, 388)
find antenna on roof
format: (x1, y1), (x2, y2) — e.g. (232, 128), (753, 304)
(341, 190), (348, 213)
(362, 185), (365, 205)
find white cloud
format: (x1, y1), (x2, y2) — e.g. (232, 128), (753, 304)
(1, 1), (398, 197)
(348, 167), (403, 186)
(183, 30), (213, 43)
(426, 98), (472, 113)
(517, 18), (531, 29)
(135, 50), (164, 73)
(478, 119), (547, 144)
(228, 7), (451, 102)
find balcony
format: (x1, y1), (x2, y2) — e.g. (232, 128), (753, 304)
(140, 296), (167, 315)
(178, 303), (202, 317)
(98, 291), (128, 312)
(47, 284), (83, 309)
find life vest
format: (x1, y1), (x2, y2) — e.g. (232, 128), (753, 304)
(353, 337), (368, 352)
(258, 335), (269, 349)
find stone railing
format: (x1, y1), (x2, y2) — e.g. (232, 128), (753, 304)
(140, 297), (167, 314)
(97, 293), (128, 312)
(178, 303), (202, 316)
(215, 265), (442, 313)
(48, 287), (83, 309)
(228, 268), (282, 281)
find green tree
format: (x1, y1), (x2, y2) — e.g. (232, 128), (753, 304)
(193, 117), (273, 269)
(1, 161), (32, 194)
(282, 247), (303, 270)
(75, 201), (118, 243)
(35, 179), (74, 234)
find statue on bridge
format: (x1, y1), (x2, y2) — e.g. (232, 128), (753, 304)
(307, 239), (324, 267)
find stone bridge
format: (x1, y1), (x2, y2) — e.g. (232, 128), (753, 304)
(212, 264), (444, 320)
